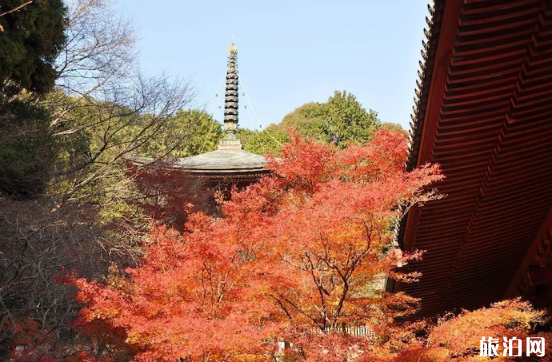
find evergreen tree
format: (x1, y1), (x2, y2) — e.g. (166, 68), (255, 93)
(0, 100), (55, 196)
(0, 0), (67, 97)
(321, 90), (380, 146)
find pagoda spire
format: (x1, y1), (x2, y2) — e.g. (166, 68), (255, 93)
(224, 43), (239, 131)
(219, 42), (242, 150)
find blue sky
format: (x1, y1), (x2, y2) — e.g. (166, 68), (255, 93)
(116, 1), (428, 130)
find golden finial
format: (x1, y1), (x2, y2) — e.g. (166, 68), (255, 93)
(228, 42), (238, 55)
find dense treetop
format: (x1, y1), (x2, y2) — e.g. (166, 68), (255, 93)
(0, 0), (67, 97)
(239, 90), (385, 155)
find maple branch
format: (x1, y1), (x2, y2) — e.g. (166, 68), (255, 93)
(272, 297), (292, 320)
(304, 252), (328, 328)
(271, 289), (321, 329)
(351, 216), (375, 263)
(332, 266), (350, 326)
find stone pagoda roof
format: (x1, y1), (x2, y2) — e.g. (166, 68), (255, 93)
(174, 149), (267, 174)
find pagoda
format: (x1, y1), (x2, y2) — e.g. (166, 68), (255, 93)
(128, 44), (269, 222)
(171, 43), (268, 185)
(131, 43), (269, 187)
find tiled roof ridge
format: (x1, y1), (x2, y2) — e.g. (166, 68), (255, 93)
(406, 0), (446, 172)
(393, 0), (446, 249)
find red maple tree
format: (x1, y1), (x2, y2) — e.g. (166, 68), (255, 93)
(59, 129), (550, 362)
(65, 128), (449, 361)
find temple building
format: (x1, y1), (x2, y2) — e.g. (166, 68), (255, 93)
(129, 44), (269, 221)
(390, 0), (552, 318)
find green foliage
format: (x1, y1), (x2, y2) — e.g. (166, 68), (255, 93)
(0, 100), (56, 196)
(0, 0), (66, 196)
(320, 90), (380, 146)
(237, 124), (287, 156)
(279, 102), (326, 140)
(134, 109), (223, 158)
(0, 0), (67, 97)
(239, 91), (381, 153)
(45, 92), (221, 202)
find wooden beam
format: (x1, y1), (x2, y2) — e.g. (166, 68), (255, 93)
(504, 205), (552, 299)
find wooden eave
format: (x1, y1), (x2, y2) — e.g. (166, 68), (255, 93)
(395, 0), (552, 318)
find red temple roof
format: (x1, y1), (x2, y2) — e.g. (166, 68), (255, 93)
(394, 0), (552, 318)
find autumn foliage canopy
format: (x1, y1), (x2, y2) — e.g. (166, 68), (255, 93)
(62, 129), (548, 361)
